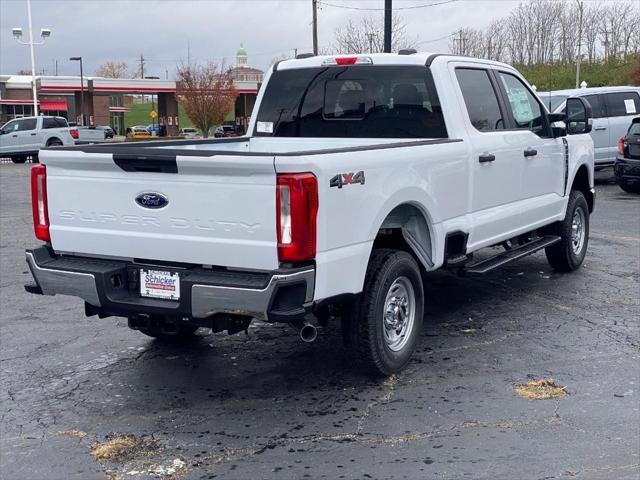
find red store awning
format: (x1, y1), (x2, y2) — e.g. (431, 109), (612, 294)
(40, 100), (68, 111)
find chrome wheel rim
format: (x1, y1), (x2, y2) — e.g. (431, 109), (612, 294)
(383, 276), (416, 352)
(571, 206), (586, 255)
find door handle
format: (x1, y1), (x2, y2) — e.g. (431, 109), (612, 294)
(30, 133), (37, 136)
(479, 153), (496, 163)
(594, 127), (607, 131)
(11, 134), (18, 138)
(524, 148), (538, 157)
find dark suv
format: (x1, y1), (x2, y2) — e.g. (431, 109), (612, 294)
(614, 116), (640, 193)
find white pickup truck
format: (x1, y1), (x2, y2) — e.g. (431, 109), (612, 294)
(0, 116), (77, 163)
(25, 53), (595, 375)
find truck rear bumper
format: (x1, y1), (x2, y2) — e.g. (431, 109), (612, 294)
(25, 247), (314, 322)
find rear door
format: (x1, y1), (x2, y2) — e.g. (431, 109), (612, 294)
(581, 94), (610, 165)
(43, 150), (279, 270)
(604, 91), (640, 162)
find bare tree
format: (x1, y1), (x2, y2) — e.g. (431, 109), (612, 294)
(334, 15), (416, 54)
(95, 61), (129, 78)
(583, 3), (602, 64)
(176, 62), (237, 138)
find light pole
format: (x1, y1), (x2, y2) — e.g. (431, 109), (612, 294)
(575, 0), (584, 89)
(12, 0), (51, 117)
(69, 57), (84, 126)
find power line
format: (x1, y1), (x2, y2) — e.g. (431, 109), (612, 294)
(318, 0), (457, 11)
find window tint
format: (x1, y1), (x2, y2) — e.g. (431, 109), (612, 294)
(18, 118), (37, 131)
(605, 92), (640, 117)
(255, 66), (447, 138)
(582, 94), (606, 119)
(455, 68), (504, 132)
(498, 72), (545, 135)
(629, 122), (640, 136)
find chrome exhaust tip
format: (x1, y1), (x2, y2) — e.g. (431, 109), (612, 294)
(299, 323), (318, 343)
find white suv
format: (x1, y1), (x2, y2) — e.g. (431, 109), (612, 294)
(538, 86), (640, 168)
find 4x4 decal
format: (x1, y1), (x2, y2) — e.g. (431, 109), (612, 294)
(330, 171), (365, 189)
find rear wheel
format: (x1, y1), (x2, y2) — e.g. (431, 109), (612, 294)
(343, 249), (424, 376)
(618, 179), (640, 194)
(545, 190), (589, 272)
(47, 139), (63, 147)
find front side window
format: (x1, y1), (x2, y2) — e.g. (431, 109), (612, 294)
(581, 94), (606, 119)
(498, 72), (545, 136)
(255, 65), (447, 138)
(2, 120), (19, 132)
(605, 92), (640, 117)
(455, 68), (504, 132)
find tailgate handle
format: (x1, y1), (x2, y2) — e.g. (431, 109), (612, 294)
(113, 154), (178, 173)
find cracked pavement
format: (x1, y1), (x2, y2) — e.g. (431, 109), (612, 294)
(1, 164), (638, 480)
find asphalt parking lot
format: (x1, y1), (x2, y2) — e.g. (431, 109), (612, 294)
(1, 163), (638, 480)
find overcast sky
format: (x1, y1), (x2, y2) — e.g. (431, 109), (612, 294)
(2, 0), (532, 78)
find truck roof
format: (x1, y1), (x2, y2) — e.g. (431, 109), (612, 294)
(274, 52), (516, 72)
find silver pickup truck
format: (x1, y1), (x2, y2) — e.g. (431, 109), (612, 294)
(0, 116), (76, 163)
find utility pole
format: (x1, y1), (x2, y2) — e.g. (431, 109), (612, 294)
(54, 59), (58, 76)
(383, 0), (392, 53)
(601, 29), (611, 62)
(139, 54), (145, 79)
(367, 32), (376, 53)
(454, 29), (467, 56)
(575, 0), (583, 88)
(312, 0), (318, 55)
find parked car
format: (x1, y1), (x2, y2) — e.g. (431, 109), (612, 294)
(125, 126), (152, 138)
(0, 116), (76, 163)
(25, 53), (595, 376)
(102, 126), (115, 139)
(179, 127), (200, 139)
(146, 124), (160, 136)
(614, 116), (640, 193)
(538, 86), (640, 169)
(214, 124), (240, 137)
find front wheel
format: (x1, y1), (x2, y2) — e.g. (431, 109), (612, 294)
(545, 190), (590, 272)
(344, 249), (424, 376)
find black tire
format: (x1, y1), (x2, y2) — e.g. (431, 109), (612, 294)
(11, 156), (27, 164)
(618, 180), (640, 194)
(47, 139), (63, 147)
(545, 190), (590, 272)
(343, 249), (424, 376)
(138, 324), (199, 342)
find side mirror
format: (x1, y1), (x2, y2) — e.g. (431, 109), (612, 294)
(565, 97), (593, 135)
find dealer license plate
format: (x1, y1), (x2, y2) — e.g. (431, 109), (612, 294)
(140, 269), (180, 301)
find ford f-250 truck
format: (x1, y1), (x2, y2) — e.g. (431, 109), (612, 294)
(25, 53), (595, 376)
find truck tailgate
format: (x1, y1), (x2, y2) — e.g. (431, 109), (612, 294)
(43, 150), (279, 270)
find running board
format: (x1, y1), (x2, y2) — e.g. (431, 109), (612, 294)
(463, 235), (561, 274)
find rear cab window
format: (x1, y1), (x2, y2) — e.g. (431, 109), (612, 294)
(254, 65), (447, 138)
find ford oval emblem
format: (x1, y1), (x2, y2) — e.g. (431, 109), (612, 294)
(135, 192), (168, 209)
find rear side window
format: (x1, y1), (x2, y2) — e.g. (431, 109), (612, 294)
(254, 65), (447, 138)
(629, 122), (640, 136)
(42, 117), (66, 129)
(455, 68), (504, 132)
(605, 92), (640, 117)
(582, 94), (606, 119)
(18, 118), (37, 131)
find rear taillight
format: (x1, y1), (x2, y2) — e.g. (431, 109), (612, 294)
(31, 164), (50, 241)
(70, 128), (79, 139)
(276, 173), (318, 263)
(618, 137), (625, 155)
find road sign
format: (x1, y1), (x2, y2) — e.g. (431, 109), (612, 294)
(150, 110), (157, 119)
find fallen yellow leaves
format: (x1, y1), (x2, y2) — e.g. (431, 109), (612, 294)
(514, 379), (568, 400)
(90, 435), (140, 461)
